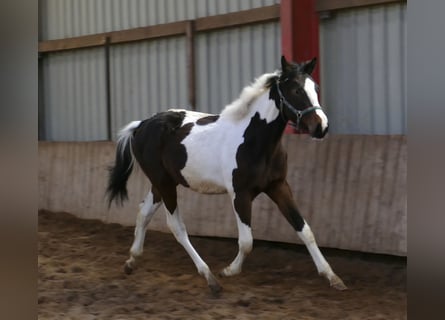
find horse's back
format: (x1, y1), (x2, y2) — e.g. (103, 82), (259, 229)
(131, 109), (233, 193)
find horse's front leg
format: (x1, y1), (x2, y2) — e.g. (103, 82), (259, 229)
(266, 180), (347, 290)
(220, 192), (253, 277)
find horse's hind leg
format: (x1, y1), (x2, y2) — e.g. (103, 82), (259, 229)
(162, 187), (222, 295)
(124, 188), (162, 274)
(266, 180), (347, 290)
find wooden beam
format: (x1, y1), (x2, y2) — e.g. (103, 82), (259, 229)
(186, 21), (196, 110)
(109, 21), (187, 44)
(39, 5), (280, 53)
(194, 5), (280, 32)
(38, 21), (188, 53)
(316, 0), (406, 12)
(38, 34), (107, 53)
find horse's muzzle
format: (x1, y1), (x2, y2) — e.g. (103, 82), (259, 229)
(312, 123), (328, 139)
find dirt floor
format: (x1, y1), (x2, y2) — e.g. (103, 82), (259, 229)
(38, 210), (406, 319)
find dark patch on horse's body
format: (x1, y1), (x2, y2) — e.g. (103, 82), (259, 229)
(162, 122), (194, 187)
(232, 112), (290, 226)
(131, 111), (193, 212)
(231, 110), (306, 230)
(196, 115), (220, 125)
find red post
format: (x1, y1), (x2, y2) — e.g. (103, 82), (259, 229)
(292, 0), (320, 83)
(281, 0), (320, 134)
(280, 0), (295, 62)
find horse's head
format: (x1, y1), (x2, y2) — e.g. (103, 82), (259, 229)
(274, 56), (329, 139)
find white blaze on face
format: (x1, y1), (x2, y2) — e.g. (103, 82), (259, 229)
(304, 77), (328, 131)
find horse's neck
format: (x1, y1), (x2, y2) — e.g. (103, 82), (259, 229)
(243, 91), (288, 150)
(248, 92), (280, 123)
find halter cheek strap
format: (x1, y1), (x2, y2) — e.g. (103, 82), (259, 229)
(276, 81), (322, 129)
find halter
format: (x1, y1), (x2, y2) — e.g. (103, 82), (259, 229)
(276, 80), (322, 130)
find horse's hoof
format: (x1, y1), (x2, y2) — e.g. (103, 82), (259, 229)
(124, 263), (133, 275)
(219, 269), (229, 277)
(330, 276), (347, 291)
(209, 282), (223, 297)
(207, 273), (223, 297)
(219, 266), (240, 277)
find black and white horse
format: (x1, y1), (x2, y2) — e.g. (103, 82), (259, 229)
(107, 56), (346, 294)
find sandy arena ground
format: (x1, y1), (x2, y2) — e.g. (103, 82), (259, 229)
(38, 210), (406, 319)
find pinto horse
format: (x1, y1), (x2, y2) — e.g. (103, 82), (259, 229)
(107, 56), (347, 294)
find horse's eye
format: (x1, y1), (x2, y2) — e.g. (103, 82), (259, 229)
(296, 88), (304, 95)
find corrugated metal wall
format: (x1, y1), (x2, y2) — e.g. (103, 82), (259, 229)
(109, 37), (188, 129)
(196, 23), (281, 114)
(320, 3), (406, 134)
(41, 48), (108, 140)
(110, 22), (281, 126)
(40, 0), (280, 40)
(39, 0), (281, 141)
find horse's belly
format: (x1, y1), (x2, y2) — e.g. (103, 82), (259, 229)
(180, 144), (230, 194)
(179, 115), (240, 194)
(180, 161), (227, 194)
(185, 177), (228, 194)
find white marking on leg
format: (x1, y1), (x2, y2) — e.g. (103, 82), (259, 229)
(165, 206), (219, 290)
(222, 214), (253, 276)
(129, 192), (161, 257)
(298, 224), (331, 275)
(297, 222), (346, 289)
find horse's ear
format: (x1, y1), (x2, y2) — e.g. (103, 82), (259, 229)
(302, 57), (317, 75)
(281, 55), (293, 73)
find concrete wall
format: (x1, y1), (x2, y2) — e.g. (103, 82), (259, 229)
(38, 134), (406, 255)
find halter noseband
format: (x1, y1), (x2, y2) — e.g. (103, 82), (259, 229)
(275, 80), (322, 130)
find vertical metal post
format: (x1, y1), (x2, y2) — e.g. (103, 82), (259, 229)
(38, 53), (46, 140)
(186, 21), (196, 110)
(38, 2), (45, 140)
(105, 36), (112, 140)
